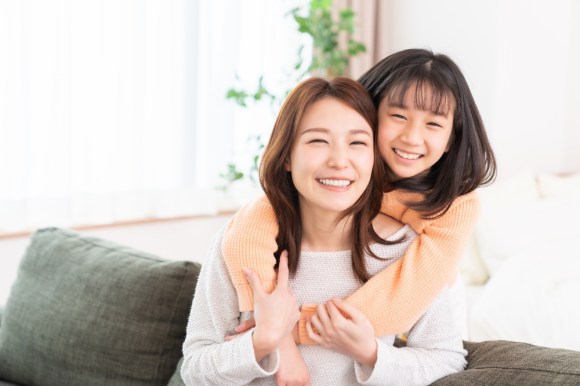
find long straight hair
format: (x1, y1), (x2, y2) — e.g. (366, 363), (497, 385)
(260, 77), (390, 283)
(359, 49), (497, 217)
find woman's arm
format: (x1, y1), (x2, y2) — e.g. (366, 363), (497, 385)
(298, 191), (480, 343)
(181, 228), (280, 386)
(355, 287), (467, 386)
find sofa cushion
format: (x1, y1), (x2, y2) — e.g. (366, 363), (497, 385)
(0, 227), (200, 386)
(431, 340), (580, 385)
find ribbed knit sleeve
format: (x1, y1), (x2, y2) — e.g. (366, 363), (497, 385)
(222, 196), (279, 311)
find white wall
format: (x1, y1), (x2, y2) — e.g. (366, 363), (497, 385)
(0, 214), (232, 305)
(388, 0), (580, 178)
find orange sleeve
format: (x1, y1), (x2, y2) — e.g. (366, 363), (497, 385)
(222, 195), (279, 311)
(298, 191), (480, 344)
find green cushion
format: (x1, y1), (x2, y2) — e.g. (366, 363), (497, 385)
(432, 340), (580, 385)
(0, 228), (200, 386)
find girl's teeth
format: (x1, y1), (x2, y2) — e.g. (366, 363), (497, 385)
(394, 148), (422, 160)
(318, 179), (351, 187)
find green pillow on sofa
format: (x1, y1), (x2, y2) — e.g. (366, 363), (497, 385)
(0, 228), (200, 386)
(431, 340), (580, 385)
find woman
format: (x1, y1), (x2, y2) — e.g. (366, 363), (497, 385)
(181, 77), (466, 385)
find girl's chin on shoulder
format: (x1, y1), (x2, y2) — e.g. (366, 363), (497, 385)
(372, 213), (404, 239)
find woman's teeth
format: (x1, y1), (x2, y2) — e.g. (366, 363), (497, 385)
(394, 148), (422, 160)
(318, 179), (351, 187)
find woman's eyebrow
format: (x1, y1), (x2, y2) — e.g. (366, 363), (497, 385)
(300, 128), (371, 136)
(350, 129), (372, 136)
(300, 128), (329, 136)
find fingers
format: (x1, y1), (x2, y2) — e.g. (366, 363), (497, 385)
(224, 334), (238, 342)
(243, 267), (264, 296)
(234, 319), (256, 333)
(275, 250), (290, 290)
(305, 319), (323, 345)
(325, 299), (347, 322)
(330, 298), (365, 322)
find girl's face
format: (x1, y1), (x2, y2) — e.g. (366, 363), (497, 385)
(377, 85), (454, 180)
(286, 97), (374, 218)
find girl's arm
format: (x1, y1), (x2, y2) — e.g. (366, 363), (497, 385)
(298, 191), (480, 343)
(181, 228), (280, 386)
(222, 192), (480, 345)
(222, 196), (279, 311)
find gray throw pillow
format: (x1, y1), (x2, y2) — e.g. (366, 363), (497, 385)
(431, 340), (580, 385)
(0, 228), (200, 386)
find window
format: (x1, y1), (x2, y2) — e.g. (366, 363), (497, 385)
(0, 0), (309, 233)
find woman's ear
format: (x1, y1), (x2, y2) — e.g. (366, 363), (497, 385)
(284, 158), (291, 172)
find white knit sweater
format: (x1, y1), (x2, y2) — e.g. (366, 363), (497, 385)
(181, 225), (467, 385)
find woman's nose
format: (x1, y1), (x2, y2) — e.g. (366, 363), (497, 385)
(328, 145), (348, 168)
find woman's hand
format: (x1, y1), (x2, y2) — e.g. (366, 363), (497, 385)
(275, 335), (311, 386)
(246, 251), (300, 362)
(306, 298), (377, 367)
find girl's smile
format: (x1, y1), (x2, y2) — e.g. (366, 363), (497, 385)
(378, 85), (454, 180)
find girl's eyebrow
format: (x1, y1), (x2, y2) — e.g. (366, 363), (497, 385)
(387, 102), (450, 119)
(387, 102), (408, 109)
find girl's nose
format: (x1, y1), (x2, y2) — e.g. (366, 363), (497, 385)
(400, 123), (423, 145)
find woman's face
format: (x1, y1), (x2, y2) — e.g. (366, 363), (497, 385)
(286, 97), (374, 218)
(377, 85), (454, 180)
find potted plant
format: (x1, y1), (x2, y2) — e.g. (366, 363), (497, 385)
(219, 0), (366, 195)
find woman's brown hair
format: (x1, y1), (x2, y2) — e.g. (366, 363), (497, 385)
(260, 77), (391, 283)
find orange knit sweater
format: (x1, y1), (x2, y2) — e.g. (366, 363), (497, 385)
(222, 190), (480, 345)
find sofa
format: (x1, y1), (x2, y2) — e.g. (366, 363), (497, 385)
(0, 227), (579, 386)
(459, 171), (580, 351)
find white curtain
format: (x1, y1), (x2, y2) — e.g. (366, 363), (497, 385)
(0, 0), (309, 233)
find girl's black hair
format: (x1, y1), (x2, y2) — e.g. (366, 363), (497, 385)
(359, 48), (497, 217)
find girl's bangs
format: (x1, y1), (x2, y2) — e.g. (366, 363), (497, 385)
(383, 73), (455, 116)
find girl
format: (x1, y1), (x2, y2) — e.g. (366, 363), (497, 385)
(181, 77), (466, 385)
(222, 48), (497, 344)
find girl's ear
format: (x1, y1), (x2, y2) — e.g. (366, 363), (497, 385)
(284, 158), (291, 172)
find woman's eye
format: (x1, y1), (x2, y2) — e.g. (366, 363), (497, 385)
(307, 139), (327, 144)
(351, 141), (368, 146)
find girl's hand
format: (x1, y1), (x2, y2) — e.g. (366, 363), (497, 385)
(224, 319), (256, 341)
(246, 251), (300, 361)
(275, 335), (311, 386)
(306, 298), (377, 367)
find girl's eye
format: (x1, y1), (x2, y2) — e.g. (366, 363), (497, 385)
(351, 141), (368, 146)
(391, 114), (406, 120)
(427, 121), (443, 128)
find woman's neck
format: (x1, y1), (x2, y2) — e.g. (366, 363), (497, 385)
(299, 206), (353, 252)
